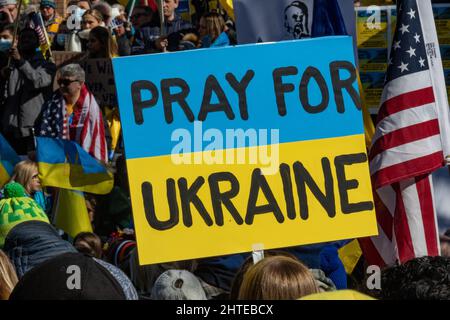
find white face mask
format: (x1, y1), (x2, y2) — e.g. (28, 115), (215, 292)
(0, 38), (12, 52)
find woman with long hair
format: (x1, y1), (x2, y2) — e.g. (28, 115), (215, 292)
(198, 11), (230, 48)
(0, 250), (18, 300)
(87, 26), (118, 58)
(9, 160), (50, 214)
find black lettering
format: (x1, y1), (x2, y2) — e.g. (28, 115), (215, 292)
(300, 66), (329, 114)
(293, 158), (336, 220)
(178, 177), (213, 227)
(330, 61), (362, 112)
(245, 169), (285, 225)
(334, 153), (374, 213)
(225, 70), (255, 120)
(280, 163), (296, 220)
(142, 180), (179, 230)
(161, 78), (195, 124)
(272, 66), (298, 116)
(208, 172), (243, 226)
(199, 75), (235, 121)
(96, 60), (107, 73)
(131, 80), (159, 125)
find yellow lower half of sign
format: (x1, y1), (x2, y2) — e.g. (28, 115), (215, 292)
(127, 133), (378, 265)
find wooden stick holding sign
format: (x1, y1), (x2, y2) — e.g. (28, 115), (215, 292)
(158, 0), (167, 52)
(252, 243), (265, 265)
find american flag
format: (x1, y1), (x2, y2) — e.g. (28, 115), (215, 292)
(28, 11), (51, 59)
(37, 84), (108, 163)
(359, 0), (450, 267)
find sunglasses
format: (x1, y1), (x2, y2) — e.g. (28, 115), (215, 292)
(58, 78), (79, 86)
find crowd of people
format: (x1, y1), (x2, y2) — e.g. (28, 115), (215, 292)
(1, 0), (450, 301)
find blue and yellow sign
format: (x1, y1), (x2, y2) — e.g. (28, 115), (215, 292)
(113, 36), (378, 265)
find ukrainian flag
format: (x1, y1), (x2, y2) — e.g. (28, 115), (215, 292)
(36, 137), (114, 195)
(53, 189), (93, 238)
(0, 134), (21, 188)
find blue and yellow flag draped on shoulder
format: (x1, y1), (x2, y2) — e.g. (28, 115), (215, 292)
(0, 134), (21, 188)
(36, 137), (113, 194)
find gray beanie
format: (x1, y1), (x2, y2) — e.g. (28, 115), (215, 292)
(151, 269), (207, 300)
(0, 0), (17, 6)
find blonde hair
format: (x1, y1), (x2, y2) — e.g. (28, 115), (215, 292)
(11, 160), (39, 195)
(0, 250), (18, 300)
(201, 12), (226, 42)
(82, 9), (104, 24)
(238, 256), (319, 300)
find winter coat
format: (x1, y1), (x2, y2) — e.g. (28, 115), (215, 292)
(1, 52), (55, 138)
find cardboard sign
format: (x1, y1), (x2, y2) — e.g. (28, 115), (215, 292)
(52, 51), (83, 67)
(113, 37), (378, 265)
(79, 59), (118, 107)
(357, 4), (450, 110)
(52, 56), (118, 107)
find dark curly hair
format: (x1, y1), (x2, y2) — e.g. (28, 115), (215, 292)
(379, 256), (450, 300)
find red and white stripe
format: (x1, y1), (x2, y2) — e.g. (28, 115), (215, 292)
(360, 70), (443, 267)
(63, 85), (108, 163)
(360, 0), (450, 268)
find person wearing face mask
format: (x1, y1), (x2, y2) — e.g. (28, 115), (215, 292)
(53, 2), (90, 52)
(0, 23), (14, 132)
(0, 23), (14, 76)
(0, 28), (56, 156)
(0, 23), (13, 41)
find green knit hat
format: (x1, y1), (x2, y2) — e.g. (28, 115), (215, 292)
(0, 182), (49, 248)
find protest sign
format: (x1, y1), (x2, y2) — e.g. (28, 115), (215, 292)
(113, 37), (378, 265)
(356, 6), (393, 112)
(357, 4), (450, 111)
(232, 0), (357, 55)
(79, 59), (118, 107)
(52, 51), (83, 67)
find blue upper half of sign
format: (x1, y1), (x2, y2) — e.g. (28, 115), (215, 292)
(112, 36), (364, 159)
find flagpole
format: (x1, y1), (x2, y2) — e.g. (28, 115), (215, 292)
(158, 0), (165, 37)
(127, 0), (136, 23)
(158, 0), (167, 52)
(7, 0), (24, 68)
(36, 10), (53, 60)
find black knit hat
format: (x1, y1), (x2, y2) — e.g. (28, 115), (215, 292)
(9, 252), (127, 300)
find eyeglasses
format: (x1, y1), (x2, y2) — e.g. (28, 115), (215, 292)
(58, 78), (79, 86)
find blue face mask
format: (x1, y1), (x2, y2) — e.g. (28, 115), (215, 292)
(0, 38), (12, 52)
(56, 33), (66, 46)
